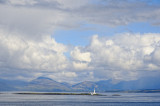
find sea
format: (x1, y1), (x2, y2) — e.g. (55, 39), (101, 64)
(0, 92), (160, 106)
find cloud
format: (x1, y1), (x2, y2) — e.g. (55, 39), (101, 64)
(72, 62), (89, 70)
(4, 0), (90, 9)
(62, 71), (77, 78)
(149, 47), (160, 66)
(56, 0), (90, 9)
(74, 0), (160, 26)
(72, 33), (160, 81)
(70, 47), (92, 71)
(0, 5), (66, 40)
(8, 0), (37, 6)
(0, 0), (160, 40)
(0, 30), (68, 72)
(1, 31), (160, 82)
(71, 47), (91, 62)
(0, 0), (160, 82)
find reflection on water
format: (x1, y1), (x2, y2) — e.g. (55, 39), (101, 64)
(0, 92), (160, 106)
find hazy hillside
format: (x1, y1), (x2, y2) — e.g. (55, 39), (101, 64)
(72, 81), (96, 91)
(21, 77), (71, 92)
(0, 76), (160, 92)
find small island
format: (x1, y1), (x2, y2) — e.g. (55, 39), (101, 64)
(14, 88), (104, 96)
(14, 92), (102, 96)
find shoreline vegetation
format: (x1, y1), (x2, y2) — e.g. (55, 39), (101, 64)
(14, 92), (103, 96)
(105, 89), (160, 93)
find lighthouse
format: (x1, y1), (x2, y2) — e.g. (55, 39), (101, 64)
(93, 88), (96, 94)
(91, 88), (96, 95)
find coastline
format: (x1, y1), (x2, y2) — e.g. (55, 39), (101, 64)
(14, 92), (102, 96)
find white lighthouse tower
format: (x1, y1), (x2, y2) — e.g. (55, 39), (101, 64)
(91, 88), (96, 95)
(93, 88), (96, 94)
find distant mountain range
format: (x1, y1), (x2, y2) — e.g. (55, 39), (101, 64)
(0, 76), (160, 92)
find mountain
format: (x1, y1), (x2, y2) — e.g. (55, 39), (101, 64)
(71, 76), (160, 92)
(72, 81), (96, 91)
(96, 76), (160, 91)
(0, 78), (27, 91)
(23, 77), (71, 92)
(0, 76), (160, 92)
(0, 81), (15, 91)
(95, 80), (113, 91)
(60, 82), (72, 88)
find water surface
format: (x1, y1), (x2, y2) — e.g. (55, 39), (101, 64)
(0, 92), (160, 106)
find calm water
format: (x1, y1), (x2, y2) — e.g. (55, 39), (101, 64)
(0, 92), (160, 106)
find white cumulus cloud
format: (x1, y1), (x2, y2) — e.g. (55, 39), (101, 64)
(0, 30), (68, 72)
(71, 47), (91, 62)
(73, 33), (160, 81)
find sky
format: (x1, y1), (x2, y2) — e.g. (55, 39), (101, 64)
(0, 0), (160, 83)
